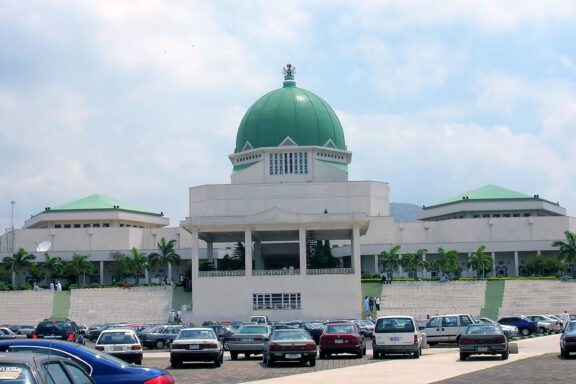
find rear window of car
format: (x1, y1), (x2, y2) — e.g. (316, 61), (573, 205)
(177, 330), (215, 340)
(237, 326), (269, 334)
(36, 321), (68, 333)
(376, 318), (415, 333)
(0, 363), (35, 383)
(271, 330), (310, 341)
(98, 331), (138, 345)
(325, 324), (356, 334)
(465, 325), (502, 335)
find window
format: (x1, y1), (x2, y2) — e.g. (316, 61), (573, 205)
(120, 224), (124, 227)
(73, 224), (81, 228)
(45, 362), (72, 384)
(253, 293), (301, 310)
(83, 224), (90, 228)
(64, 224), (71, 228)
(460, 315), (473, 326)
(93, 224), (100, 228)
(55, 224), (61, 228)
(103, 223), (110, 227)
(269, 152), (308, 175)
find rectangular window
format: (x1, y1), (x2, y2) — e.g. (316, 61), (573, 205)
(120, 224), (124, 227)
(93, 223), (100, 227)
(83, 224), (90, 228)
(63, 224), (71, 228)
(103, 223), (110, 227)
(252, 293), (301, 310)
(55, 224), (61, 228)
(269, 152), (309, 175)
(73, 224), (81, 228)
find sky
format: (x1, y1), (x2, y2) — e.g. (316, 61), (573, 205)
(1, 0), (576, 231)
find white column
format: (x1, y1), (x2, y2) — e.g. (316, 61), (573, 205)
(207, 242), (214, 268)
(99, 261), (104, 285)
(514, 251), (519, 277)
(352, 226), (361, 274)
(298, 228), (307, 275)
(168, 263), (173, 282)
(373, 255), (379, 275)
(191, 229), (199, 311)
(244, 229), (253, 276)
(491, 252), (496, 276)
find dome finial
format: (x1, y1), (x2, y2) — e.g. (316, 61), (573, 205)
(282, 63), (296, 88)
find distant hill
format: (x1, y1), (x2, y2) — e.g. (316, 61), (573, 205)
(390, 202), (422, 223)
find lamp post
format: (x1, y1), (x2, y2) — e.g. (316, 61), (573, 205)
(10, 201), (15, 254)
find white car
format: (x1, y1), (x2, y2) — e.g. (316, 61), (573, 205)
(95, 329), (143, 364)
(372, 315), (425, 359)
(170, 328), (223, 368)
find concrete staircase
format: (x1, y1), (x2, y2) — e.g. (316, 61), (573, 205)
(377, 281), (486, 320)
(499, 280), (576, 317)
(68, 287), (173, 325)
(0, 290), (54, 325)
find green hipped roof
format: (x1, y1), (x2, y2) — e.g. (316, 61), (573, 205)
(50, 194), (160, 215)
(432, 184), (533, 206)
(234, 68), (346, 153)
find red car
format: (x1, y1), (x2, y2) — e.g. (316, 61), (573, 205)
(319, 321), (366, 358)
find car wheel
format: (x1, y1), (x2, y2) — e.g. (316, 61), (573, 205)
(170, 359), (180, 369)
(414, 347), (421, 359)
(266, 357), (274, 367)
(214, 357), (221, 367)
(373, 351), (380, 359)
(155, 340), (166, 349)
(459, 352), (469, 361)
(537, 327), (544, 335)
(356, 348), (363, 358)
(231, 352), (238, 360)
(319, 351), (326, 359)
(223, 341), (230, 351)
(520, 328), (530, 337)
(562, 348), (570, 358)
(362, 345), (367, 356)
(309, 358), (316, 367)
(501, 350), (509, 360)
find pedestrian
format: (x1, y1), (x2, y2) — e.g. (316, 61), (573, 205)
(168, 308), (176, 324)
(369, 296), (374, 312)
(380, 270), (387, 285)
(375, 296), (381, 311)
(363, 296), (370, 313)
(49, 280), (54, 291)
(560, 310), (571, 330)
(56, 280), (62, 291)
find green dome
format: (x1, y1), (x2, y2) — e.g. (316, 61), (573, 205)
(234, 65), (346, 153)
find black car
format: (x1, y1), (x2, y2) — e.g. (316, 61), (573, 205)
(204, 324), (236, 351)
(0, 352), (95, 384)
(32, 319), (84, 344)
(139, 324), (185, 349)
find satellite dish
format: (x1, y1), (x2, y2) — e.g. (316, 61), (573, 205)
(36, 240), (52, 252)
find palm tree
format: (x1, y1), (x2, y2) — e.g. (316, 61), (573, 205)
(430, 247), (459, 278)
(27, 263), (44, 285)
(552, 230), (576, 277)
(378, 245), (401, 281)
(466, 245), (493, 279)
(108, 251), (130, 283)
(401, 249), (428, 280)
(64, 253), (94, 286)
(2, 247), (36, 289)
(127, 247), (148, 286)
(42, 253), (63, 284)
(148, 237), (181, 282)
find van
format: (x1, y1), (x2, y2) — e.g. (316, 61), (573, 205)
(372, 316), (424, 359)
(419, 314), (476, 345)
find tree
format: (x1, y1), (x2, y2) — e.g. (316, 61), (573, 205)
(466, 245), (493, 279)
(308, 240), (341, 269)
(148, 237), (181, 281)
(2, 248), (35, 289)
(552, 230), (576, 277)
(42, 253), (63, 283)
(27, 262), (44, 285)
(127, 247), (148, 286)
(401, 249), (428, 279)
(108, 252), (130, 283)
(63, 253), (94, 286)
(429, 248), (459, 278)
(378, 245), (401, 280)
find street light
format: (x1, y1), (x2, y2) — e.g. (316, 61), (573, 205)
(10, 201), (15, 254)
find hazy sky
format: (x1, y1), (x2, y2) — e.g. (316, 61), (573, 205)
(2, 0), (576, 231)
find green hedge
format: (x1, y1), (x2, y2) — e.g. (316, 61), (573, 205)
(361, 276), (566, 283)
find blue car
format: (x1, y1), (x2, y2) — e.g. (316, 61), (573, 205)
(0, 339), (174, 384)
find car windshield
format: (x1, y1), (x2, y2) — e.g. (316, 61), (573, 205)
(478, 318), (494, 324)
(237, 326), (268, 334)
(325, 324), (355, 334)
(0, 362), (35, 383)
(376, 318), (415, 333)
(465, 325), (502, 335)
(98, 331), (138, 345)
(305, 322), (324, 330)
(566, 322), (576, 333)
(177, 330), (215, 340)
(271, 331), (310, 341)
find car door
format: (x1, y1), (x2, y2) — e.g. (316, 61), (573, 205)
(439, 316), (459, 343)
(422, 316), (443, 343)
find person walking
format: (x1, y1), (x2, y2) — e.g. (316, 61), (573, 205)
(49, 280), (55, 291)
(363, 296), (370, 314)
(560, 310), (571, 330)
(369, 296), (374, 312)
(375, 296), (381, 311)
(380, 271), (387, 285)
(56, 280), (62, 291)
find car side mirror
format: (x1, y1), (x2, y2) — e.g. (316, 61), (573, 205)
(418, 326), (425, 331)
